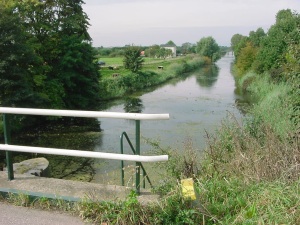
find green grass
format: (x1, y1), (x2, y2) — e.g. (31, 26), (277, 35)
(98, 55), (208, 99)
(98, 57), (123, 66)
(98, 57), (173, 79)
(98, 56), (171, 67)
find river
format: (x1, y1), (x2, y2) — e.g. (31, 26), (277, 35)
(91, 53), (246, 182)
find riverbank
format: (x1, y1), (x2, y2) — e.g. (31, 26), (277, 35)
(99, 55), (210, 100)
(191, 69), (299, 223)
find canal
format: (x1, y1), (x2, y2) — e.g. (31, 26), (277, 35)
(91, 53), (246, 183)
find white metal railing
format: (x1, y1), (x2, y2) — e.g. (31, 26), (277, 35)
(0, 144), (168, 162)
(0, 107), (169, 120)
(0, 107), (170, 194)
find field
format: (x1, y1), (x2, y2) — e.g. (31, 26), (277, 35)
(98, 57), (165, 66)
(98, 56), (189, 78)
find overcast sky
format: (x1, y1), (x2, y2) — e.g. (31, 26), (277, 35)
(82, 0), (300, 47)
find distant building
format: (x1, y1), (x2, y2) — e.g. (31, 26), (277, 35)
(161, 44), (177, 57)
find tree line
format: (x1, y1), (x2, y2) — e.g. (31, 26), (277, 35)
(231, 8), (299, 128)
(231, 9), (300, 82)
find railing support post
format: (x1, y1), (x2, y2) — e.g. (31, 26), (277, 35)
(120, 134), (125, 186)
(3, 114), (14, 180)
(135, 120), (141, 195)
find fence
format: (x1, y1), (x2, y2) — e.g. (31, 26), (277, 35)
(0, 107), (169, 194)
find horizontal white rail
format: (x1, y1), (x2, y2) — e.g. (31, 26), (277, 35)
(0, 144), (168, 163)
(0, 107), (169, 120)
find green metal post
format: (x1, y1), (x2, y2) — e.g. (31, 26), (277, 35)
(3, 114), (14, 180)
(120, 134), (125, 186)
(135, 120), (141, 195)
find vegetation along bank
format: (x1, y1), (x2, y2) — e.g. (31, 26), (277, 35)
(0, 0), (299, 223)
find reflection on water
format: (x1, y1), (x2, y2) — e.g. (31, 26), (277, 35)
(123, 97), (144, 113)
(196, 65), (219, 88)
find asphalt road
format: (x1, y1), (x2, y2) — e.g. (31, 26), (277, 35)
(0, 202), (91, 225)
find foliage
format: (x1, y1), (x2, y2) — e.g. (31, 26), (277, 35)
(77, 188), (204, 225)
(0, 5), (41, 107)
(232, 9), (300, 139)
(248, 27), (265, 47)
(0, 0), (100, 111)
(254, 9), (299, 74)
(178, 42), (196, 55)
(166, 40), (176, 46)
(196, 36), (220, 62)
(236, 42), (258, 75)
(96, 46), (126, 57)
(123, 46), (144, 72)
(283, 42), (300, 128)
(144, 45), (173, 58)
(231, 33), (245, 54)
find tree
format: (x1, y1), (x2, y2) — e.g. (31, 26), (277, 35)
(166, 40), (176, 46)
(0, 4), (41, 107)
(196, 36), (220, 62)
(15, 0), (101, 110)
(230, 34), (247, 57)
(123, 46), (144, 72)
(253, 9), (298, 74)
(158, 48), (172, 59)
(145, 45), (160, 58)
(180, 42), (196, 55)
(249, 27), (265, 47)
(236, 42), (258, 74)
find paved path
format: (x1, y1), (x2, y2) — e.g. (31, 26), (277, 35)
(0, 202), (90, 225)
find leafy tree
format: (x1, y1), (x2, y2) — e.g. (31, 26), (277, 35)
(159, 48), (173, 59)
(253, 9), (299, 74)
(236, 42), (258, 75)
(196, 36), (220, 62)
(15, 0), (100, 110)
(0, 4), (42, 107)
(180, 42), (196, 55)
(166, 40), (176, 46)
(249, 27), (265, 47)
(145, 45), (160, 58)
(231, 34), (247, 57)
(123, 46), (144, 72)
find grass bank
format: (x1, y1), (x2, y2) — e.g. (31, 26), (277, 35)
(99, 55), (210, 100)
(188, 71), (299, 223)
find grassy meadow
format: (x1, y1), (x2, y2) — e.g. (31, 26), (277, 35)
(98, 56), (191, 79)
(98, 55), (209, 100)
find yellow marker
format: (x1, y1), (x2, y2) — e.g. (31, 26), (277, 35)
(181, 178), (196, 200)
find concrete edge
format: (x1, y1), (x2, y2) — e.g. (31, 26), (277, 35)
(0, 187), (81, 202)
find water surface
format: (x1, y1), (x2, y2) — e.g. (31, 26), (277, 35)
(92, 54), (245, 180)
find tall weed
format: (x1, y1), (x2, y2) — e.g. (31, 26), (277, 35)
(247, 75), (296, 139)
(204, 115), (299, 183)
